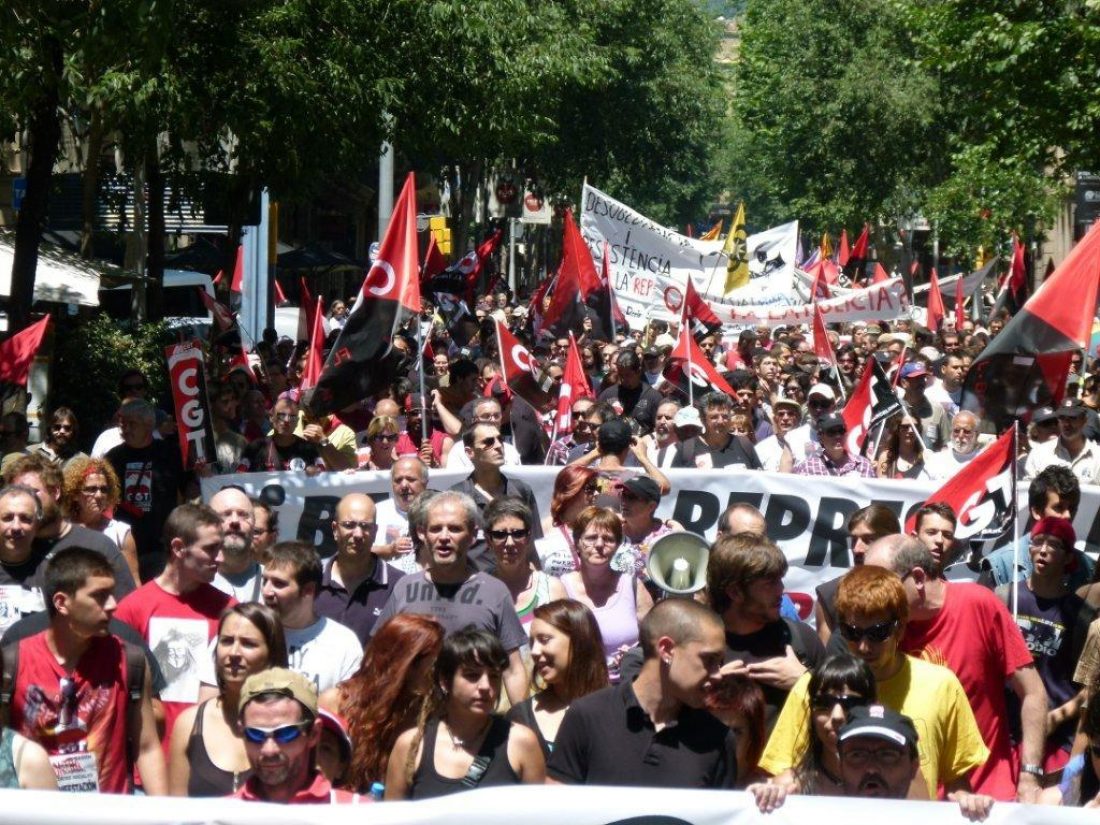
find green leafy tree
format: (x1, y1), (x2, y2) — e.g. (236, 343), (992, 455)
(725, 0), (942, 234)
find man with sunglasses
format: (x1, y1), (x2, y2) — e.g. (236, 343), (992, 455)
(755, 398), (809, 472)
(864, 535), (1045, 803)
(239, 396), (323, 475)
(31, 407), (86, 471)
(314, 493), (404, 644)
(546, 398), (597, 465)
(235, 668), (359, 803)
(762, 565), (987, 799)
(793, 413), (876, 478)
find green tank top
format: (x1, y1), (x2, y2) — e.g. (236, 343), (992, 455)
(0, 728), (21, 789)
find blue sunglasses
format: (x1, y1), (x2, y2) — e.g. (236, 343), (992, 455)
(242, 722), (311, 745)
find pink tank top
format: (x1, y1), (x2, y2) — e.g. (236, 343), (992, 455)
(562, 572), (638, 683)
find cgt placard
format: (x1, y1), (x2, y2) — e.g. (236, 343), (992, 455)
(165, 340), (216, 470)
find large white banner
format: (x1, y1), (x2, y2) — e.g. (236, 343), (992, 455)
(580, 183), (908, 330)
(1, 781), (1093, 825)
(202, 467), (1100, 599)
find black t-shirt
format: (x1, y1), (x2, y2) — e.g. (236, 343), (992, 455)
(105, 439), (184, 581)
(814, 574), (843, 633)
(598, 383), (663, 433)
(671, 435), (762, 470)
(34, 525), (137, 600)
(725, 618), (825, 729)
(548, 679), (736, 788)
(240, 437), (321, 473)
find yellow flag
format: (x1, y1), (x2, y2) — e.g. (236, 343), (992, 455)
(723, 202), (749, 293)
(700, 219), (723, 241)
(975, 245), (988, 269)
(820, 231), (833, 260)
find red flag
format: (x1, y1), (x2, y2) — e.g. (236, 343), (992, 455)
(422, 234), (447, 283)
(555, 334), (593, 436)
(679, 277), (723, 341)
(304, 171), (421, 416)
(0, 316), (49, 386)
(844, 224), (870, 284)
(841, 357), (903, 455)
(872, 263), (890, 284)
(197, 288), (235, 331)
(230, 244), (244, 294)
(495, 320), (555, 411)
(807, 260), (831, 299)
(274, 278), (288, 305)
(1009, 232), (1027, 298)
(926, 268), (946, 332)
(663, 325), (736, 400)
(962, 222), (1100, 431)
(812, 305), (835, 365)
(904, 427), (1016, 539)
(543, 210), (600, 333)
(954, 273), (966, 331)
(300, 296), (326, 392)
(212, 269), (224, 287)
(165, 341), (216, 469)
(457, 228), (503, 303)
(837, 229), (850, 267)
(528, 274), (553, 333)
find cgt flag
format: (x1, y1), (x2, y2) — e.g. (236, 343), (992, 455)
(304, 172), (421, 417)
(495, 320), (556, 412)
(165, 340), (216, 470)
(905, 426), (1017, 562)
(841, 356), (903, 454)
(962, 222), (1100, 433)
(554, 334), (594, 437)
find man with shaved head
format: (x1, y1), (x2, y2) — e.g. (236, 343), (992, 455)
(314, 492), (404, 644)
(210, 485), (263, 601)
(863, 534), (1047, 803)
(548, 598), (737, 788)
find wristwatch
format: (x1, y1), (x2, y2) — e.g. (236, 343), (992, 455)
(1020, 763), (1043, 777)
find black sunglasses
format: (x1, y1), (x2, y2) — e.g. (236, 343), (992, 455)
(811, 693), (865, 713)
(822, 427), (847, 437)
(839, 619), (898, 643)
(488, 528), (529, 541)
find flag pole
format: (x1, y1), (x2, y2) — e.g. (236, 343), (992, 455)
(1010, 422), (1021, 621)
(684, 309), (695, 407)
(416, 318), (429, 444)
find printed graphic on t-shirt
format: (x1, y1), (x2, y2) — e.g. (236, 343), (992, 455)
(122, 461), (153, 514)
(1018, 614), (1066, 659)
(149, 617), (208, 703)
(0, 585), (45, 636)
(21, 676), (106, 791)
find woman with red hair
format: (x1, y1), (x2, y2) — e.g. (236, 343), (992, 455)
(535, 465), (600, 577)
(62, 456), (140, 583)
(321, 614), (444, 793)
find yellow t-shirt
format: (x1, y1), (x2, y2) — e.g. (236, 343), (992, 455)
(759, 654), (989, 798)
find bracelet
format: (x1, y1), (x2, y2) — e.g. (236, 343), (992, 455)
(1020, 764), (1043, 777)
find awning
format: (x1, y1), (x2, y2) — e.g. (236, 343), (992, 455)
(0, 233), (109, 307)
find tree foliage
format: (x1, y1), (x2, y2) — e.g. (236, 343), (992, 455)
(726, 0), (942, 234)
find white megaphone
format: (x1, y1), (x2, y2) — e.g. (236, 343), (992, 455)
(646, 531), (710, 597)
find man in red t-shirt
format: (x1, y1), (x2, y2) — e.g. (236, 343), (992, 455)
(115, 503), (234, 743)
(8, 547), (165, 794)
(866, 534), (1047, 803)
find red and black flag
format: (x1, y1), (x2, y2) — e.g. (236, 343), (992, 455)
(542, 210), (602, 338)
(591, 241), (628, 340)
(962, 222), (1100, 432)
(303, 172), (421, 417)
(679, 277), (723, 343)
(841, 356), (903, 455)
(663, 326), (735, 402)
(843, 224), (870, 285)
(905, 425), (1017, 562)
(495, 319), (556, 412)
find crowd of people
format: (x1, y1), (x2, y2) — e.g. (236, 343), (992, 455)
(1, 283), (1099, 818)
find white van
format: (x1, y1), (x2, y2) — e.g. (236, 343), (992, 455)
(98, 269), (215, 335)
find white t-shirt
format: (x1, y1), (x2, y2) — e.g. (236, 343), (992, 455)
(199, 613), (362, 693)
(374, 498), (421, 575)
(212, 562), (264, 603)
(756, 424), (814, 471)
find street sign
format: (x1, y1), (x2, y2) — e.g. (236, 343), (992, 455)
(12, 177), (26, 211)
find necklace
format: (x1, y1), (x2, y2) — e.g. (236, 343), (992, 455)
(445, 717), (491, 749)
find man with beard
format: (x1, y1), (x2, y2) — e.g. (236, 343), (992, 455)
(641, 399), (680, 468)
(372, 456), (428, 574)
(31, 407), (86, 470)
(4, 454), (136, 599)
(548, 599), (736, 787)
(755, 398), (808, 472)
(209, 486), (263, 602)
(926, 411), (988, 481)
(394, 393), (452, 469)
(234, 668), (359, 803)
(315, 493), (404, 644)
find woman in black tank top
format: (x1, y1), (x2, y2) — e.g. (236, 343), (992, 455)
(167, 604), (288, 796)
(384, 628), (545, 799)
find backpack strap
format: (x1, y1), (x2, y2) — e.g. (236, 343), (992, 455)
(0, 640), (19, 726)
(460, 718), (502, 788)
(122, 640), (148, 769)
